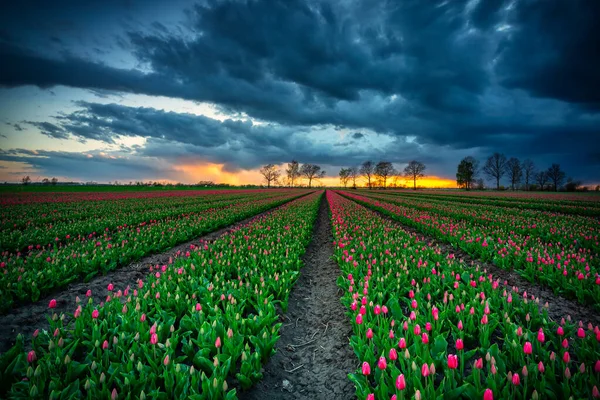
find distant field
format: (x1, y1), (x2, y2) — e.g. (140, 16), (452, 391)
(0, 184), (254, 193)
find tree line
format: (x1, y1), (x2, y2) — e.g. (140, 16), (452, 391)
(259, 162), (326, 188)
(457, 153), (580, 191)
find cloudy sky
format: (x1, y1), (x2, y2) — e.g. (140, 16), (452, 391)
(0, 0), (599, 186)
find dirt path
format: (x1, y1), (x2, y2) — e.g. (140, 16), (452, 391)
(241, 193), (358, 400)
(0, 199), (304, 354)
(348, 197), (600, 328)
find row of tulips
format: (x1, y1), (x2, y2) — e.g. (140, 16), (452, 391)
(0, 191), (323, 399)
(1, 191), (269, 252)
(327, 191), (600, 399)
(365, 191), (599, 254)
(340, 191), (600, 308)
(386, 191), (600, 217)
(0, 191), (310, 312)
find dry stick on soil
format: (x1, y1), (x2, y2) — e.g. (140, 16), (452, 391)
(356, 199), (600, 327)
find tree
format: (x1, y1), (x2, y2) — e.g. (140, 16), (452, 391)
(565, 177), (582, 192)
(535, 171), (549, 191)
(41, 178), (50, 185)
(374, 161), (395, 189)
(339, 168), (351, 188)
(286, 160), (300, 187)
(456, 157), (478, 190)
(483, 153), (507, 190)
(259, 164), (280, 188)
(348, 167), (359, 188)
(360, 161), (375, 189)
(22, 176), (31, 185)
(595, 185), (600, 192)
(300, 164), (325, 188)
(404, 160), (426, 190)
(506, 157), (522, 190)
(547, 164), (566, 191)
(522, 159), (535, 191)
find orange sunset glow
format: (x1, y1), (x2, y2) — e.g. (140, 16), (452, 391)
(176, 162), (457, 188)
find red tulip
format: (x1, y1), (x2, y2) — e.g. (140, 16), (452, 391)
(362, 361), (371, 375)
(475, 358), (483, 369)
(483, 389), (493, 400)
(396, 374), (406, 390)
(27, 351), (36, 363)
(447, 354), (458, 369)
(512, 372), (520, 386)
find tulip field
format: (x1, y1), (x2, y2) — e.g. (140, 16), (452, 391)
(0, 188), (599, 399)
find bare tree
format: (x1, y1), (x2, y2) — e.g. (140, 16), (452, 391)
(22, 176), (31, 185)
(535, 171), (549, 191)
(483, 153), (507, 190)
(339, 168), (351, 188)
(547, 164), (566, 191)
(348, 167), (359, 188)
(259, 164), (281, 188)
(522, 159), (535, 191)
(286, 160), (300, 187)
(404, 160), (426, 190)
(456, 157), (478, 190)
(300, 164), (326, 188)
(360, 161), (375, 189)
(375, 161), (395, 189)
(41, 178), (50, 185)
(506, 157), (522, 190)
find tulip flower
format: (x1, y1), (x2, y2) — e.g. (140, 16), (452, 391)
(447, 354), (458, 369)
(49, 299), (57, 308)
(523, 342), (532, 354)
(389, 348), (398, 361)
(92, 309), (99, 319)
(538, 361), (545, 373)
(107, 283), (114, 291)
(456, 338), (464, 350)
(362, 361), (371, 375)
(421, 363), (430, 377)
(378, 356), (387, 370)
(396, 374), (406, 390)
(512, 372), (520, 386)
(578, 328), (585, 338)
(366, 328), (373, 339)
(563, 351), (570, 363)
(537, 329), (545, 343)
(356, 314), (363, 325)
(27, 351), (36, 363)
(366, 394), (374, 400)
(483, 389), (493, 400)
(421, 333), (429, 344)
(150, 333), (158, 345)
(398, 338), (407, 349)
(215, 337), (222, 348)
(474, 358), (483, 369)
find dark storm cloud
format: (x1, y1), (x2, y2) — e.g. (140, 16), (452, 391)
(0, 0), (599, 182)
(352, 133), (364, 140)
(495, 0), (600, 109)
(24, 121), (69, 139)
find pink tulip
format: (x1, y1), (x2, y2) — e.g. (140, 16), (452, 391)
(378, 356), (387, 370)
(456, 338), (464, 350)
(396, 374), (406, 390)
(414, 324), (421, 335)
(447, 354), (458, 369)
(356, 314), (363, 325)
(150, 333), (158, 345)
(512, 372), (520, 386)
(483, 389), (493, 400)
(27, 351), (36, 363)
(557, 326), (564, 336)
(578, 328), (585, 338)
(457, 320), (463, 330)
(563, 351), (570, 363)
(86, 290), (92, 297)
(215, 337), (222, 348)
(92, 309), (99, 319)
(593, 386), (600, 398)
(102, 340), (109, 350)
(523, 342), (532, 355)
(475, 358), (483, 369)
(366, 328), (373, 339)
(595, 360), (600, 373)
(421, 363), (429, 377)
(163, 355), (170, 366)
(362, 361), (371, 375)
(49, 299), (57, 308)
(111, 388), (118, 400)
(366, 394), (374, 400)
(421, 333), (429, 344)
(389, 348), (398, 361)
(107, 283), (114, 291)
(398, 338), (407, 349)
(537, 329), (545, 343)
(538, 361), (545, 373)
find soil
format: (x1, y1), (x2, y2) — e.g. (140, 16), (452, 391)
(240, 194), (359, 400)
(0, 200), (302, 354)
(361, 202), (600, 328)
